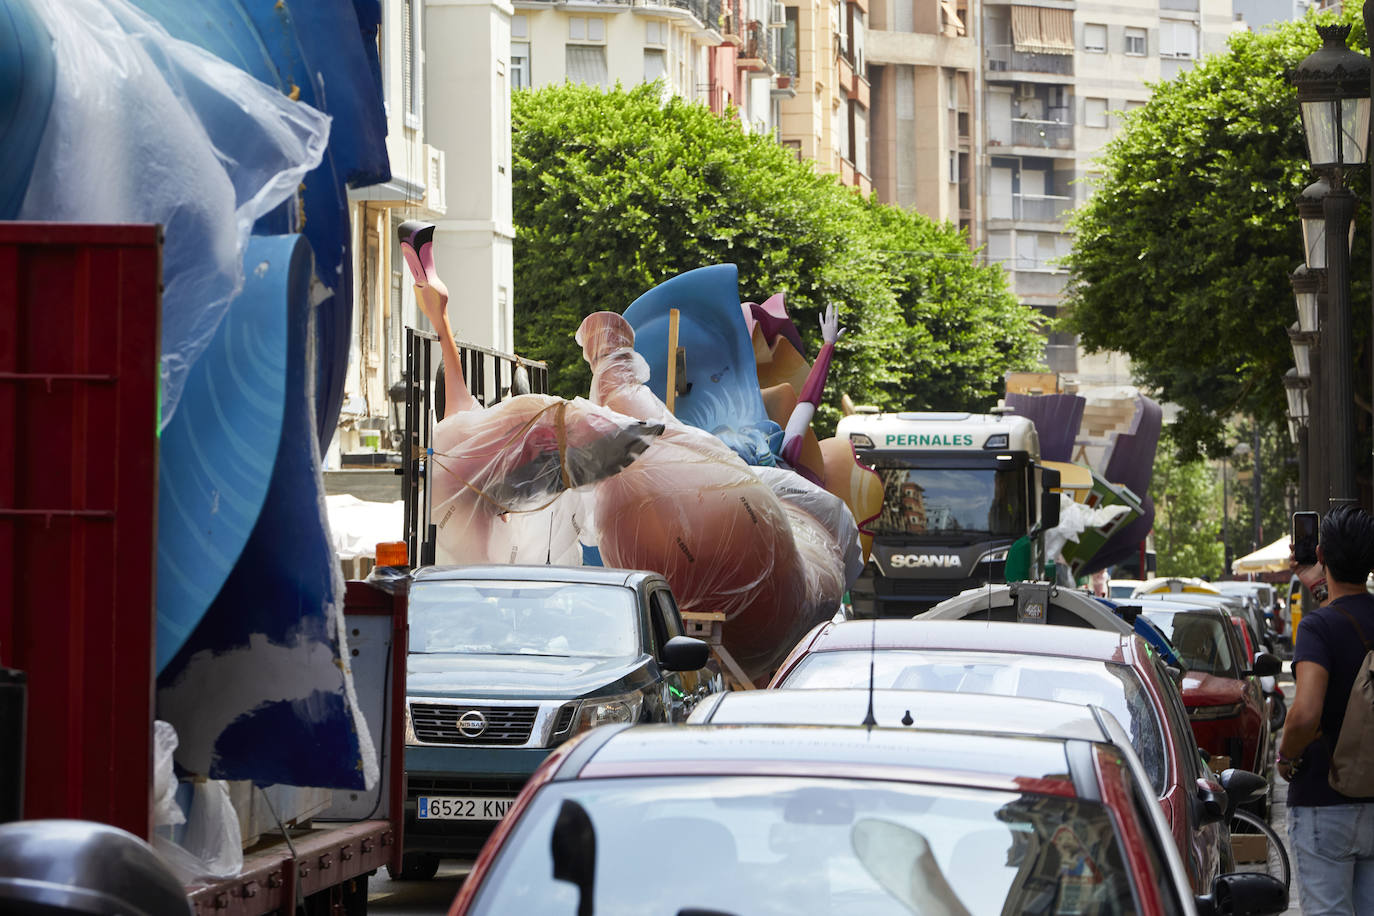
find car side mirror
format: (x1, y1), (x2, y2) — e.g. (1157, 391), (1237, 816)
(551, 799), (597, 916)
(1217, 767), (1267, 818)
(1250, 652), (1281, 678)
(1196, 873), (1288, 916)
(1194, 776), (1225, 826)
(661, 635), (710, 672)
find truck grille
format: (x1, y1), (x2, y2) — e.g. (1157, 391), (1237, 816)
(410, 704), (538, 745)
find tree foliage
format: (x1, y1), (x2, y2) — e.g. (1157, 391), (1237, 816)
(1153, 437), (1225, 577)
(1063, 8), (1370, 459)
(510, 83), (1043, 427)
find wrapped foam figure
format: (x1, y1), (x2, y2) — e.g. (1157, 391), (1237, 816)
(578, 311), (846, 679)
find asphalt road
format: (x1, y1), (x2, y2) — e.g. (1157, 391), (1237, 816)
(368, 863), (468, 916)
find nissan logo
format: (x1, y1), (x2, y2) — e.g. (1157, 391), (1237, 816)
(457, 710), (487, 738)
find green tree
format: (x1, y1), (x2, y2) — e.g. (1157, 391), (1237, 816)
(1063, 8), (1370, 460)
(510, 83), (1043, 426)
(1153, 437), (1225, 577)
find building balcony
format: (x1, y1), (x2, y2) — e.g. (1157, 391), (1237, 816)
(993, 192), (1072, 223)
(986, 44), (1072, 77)
(1010, 117), (1072, 150)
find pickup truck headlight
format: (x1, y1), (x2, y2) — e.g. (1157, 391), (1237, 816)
(570, 690), (643, 737)
(1188, 702), (1243, 720)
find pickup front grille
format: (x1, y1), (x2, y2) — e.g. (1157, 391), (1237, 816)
(410, 704), (538, 745)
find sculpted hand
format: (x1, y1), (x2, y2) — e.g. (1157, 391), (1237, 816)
(820, 303), (844, 346)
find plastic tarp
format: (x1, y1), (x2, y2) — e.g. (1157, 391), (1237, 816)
(129, 0), (391, 445)
(327, 494), (404, 562)
(17, 0), (330, 429)
(1232, 536), (1292, 575)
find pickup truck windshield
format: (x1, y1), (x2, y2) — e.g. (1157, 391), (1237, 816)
(409, 580), (638, 659)
(870, 467), (1027, 538)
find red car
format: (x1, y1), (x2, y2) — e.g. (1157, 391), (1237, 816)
(449, 691), (1287, 916)
(767, 618), (1231, 891)
(1137, 602), (1277, 789)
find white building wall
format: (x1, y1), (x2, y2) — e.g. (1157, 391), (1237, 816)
(516, 3), (715, 106)
(427, 0), (517, 354)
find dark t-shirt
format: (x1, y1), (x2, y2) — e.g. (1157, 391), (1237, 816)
(1287, 592), (1374, 807)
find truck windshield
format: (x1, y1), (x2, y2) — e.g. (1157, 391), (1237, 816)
(408, 580), (639, 659)
(870, 467), (1027, 538)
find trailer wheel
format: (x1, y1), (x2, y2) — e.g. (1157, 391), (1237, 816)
(387, 853), (440, 881)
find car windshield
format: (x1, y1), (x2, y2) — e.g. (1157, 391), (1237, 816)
(868, 466), (1027, 538)
(1139, 610), (1237, 677)
(408, 580), (638, 659)
(469, 775), (1144, 916)
(779, 650), (1167, 794)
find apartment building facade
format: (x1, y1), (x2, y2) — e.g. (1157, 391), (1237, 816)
(866, 0), (977, 227)
(511, 0), (791, 136)
(981, 0), (1237, 383)
(777, 0), (875, 191)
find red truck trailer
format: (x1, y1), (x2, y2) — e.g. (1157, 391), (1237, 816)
(0, 223), (406, 915)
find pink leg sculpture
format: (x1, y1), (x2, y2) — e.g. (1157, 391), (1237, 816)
(397, 224), (662, 564)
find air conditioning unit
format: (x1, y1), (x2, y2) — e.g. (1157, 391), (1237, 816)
(769, 1), (786, 27)
(1016, 83), (1036, 99)
(426, 145), (447, 215)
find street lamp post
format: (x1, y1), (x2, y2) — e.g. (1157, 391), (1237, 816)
(1291, 23), (1371, 507)
(1290, 264), (1323, 507)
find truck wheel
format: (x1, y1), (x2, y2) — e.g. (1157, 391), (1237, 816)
(387, 853), (440, 881)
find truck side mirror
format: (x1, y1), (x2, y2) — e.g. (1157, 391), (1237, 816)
(661, 635), (710, 671)
(1040, 468), (1061, 531)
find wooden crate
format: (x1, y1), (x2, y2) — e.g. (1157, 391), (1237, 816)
(1231, 834), (1270, 865)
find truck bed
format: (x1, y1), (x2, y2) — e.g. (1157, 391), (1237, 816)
(185, 819), (395, 915)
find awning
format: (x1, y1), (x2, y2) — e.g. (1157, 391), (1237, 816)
(1011, 6), (1074, 56)
(1232, 535), (1292, 575)
(940, 0), (966, 36)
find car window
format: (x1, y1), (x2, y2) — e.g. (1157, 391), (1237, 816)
(1139, 610), (1237, 677)
(651, 590), (684, 640)
(780, 650), (1168, 796)
(469, 775), (1144, 916)
(408, 580), (639, 659)
(1151, 655), (1200, 783)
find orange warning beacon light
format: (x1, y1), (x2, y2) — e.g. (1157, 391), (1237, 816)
(374, 541), (409, 568)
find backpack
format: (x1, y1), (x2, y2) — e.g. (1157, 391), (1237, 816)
(1328, 605), (1374, 797)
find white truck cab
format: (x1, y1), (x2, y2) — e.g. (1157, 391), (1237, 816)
(837, 411), (1058, 616)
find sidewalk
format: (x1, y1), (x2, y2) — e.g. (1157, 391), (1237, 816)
(1270, 671), (1300, 916)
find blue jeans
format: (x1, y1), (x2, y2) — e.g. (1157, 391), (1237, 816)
(1291, 804), (1374, 915)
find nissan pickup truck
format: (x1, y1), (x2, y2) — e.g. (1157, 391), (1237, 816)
(395, 564), (715, 878)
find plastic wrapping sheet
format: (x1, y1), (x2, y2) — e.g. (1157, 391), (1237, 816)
(755, 466), (863, 593)
(429, 394), (664, 565)
(18, 0), (329, 428)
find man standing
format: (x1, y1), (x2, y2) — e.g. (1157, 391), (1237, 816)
(1279, 504), (1374, 915)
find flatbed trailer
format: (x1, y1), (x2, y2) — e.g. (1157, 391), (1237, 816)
(0, 224), (406, 914)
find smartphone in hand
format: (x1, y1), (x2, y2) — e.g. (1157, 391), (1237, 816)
(1293, 511), (1319, 566)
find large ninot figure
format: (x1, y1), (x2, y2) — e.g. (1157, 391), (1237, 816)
(577, 312), (848, 680)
